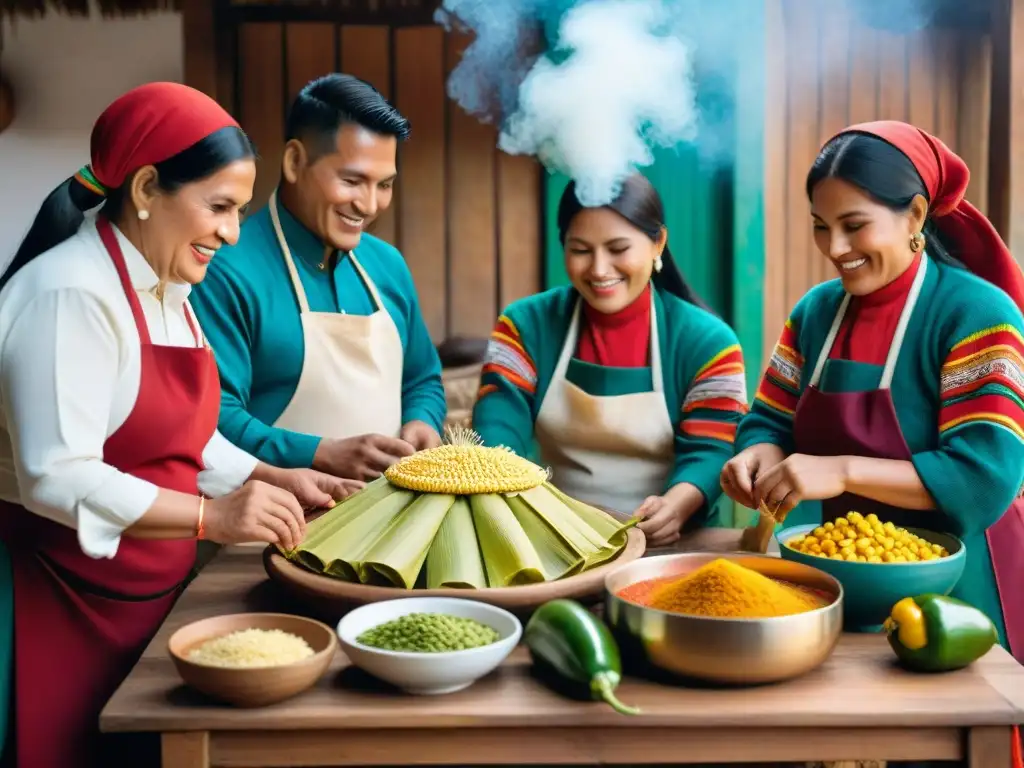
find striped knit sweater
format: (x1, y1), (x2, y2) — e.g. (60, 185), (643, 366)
(471, 284), (748, 515)
(739, 256), (1024, 533)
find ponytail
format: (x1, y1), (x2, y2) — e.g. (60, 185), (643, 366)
(1, 178), (104, 292)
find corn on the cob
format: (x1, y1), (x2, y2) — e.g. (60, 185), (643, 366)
(384, 426), (548, 494)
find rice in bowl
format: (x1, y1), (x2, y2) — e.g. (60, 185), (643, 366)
(187, 627), (315, 669)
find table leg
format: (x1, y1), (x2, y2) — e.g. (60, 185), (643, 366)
(968, 726), (1012, 767)
(161, 731), (210, 768)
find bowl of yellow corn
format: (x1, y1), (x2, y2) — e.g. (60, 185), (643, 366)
(778, 511), (965, 632)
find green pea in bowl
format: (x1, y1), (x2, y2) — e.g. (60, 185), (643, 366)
(778, 522), (966, 632)
(336, 597), (521, 695)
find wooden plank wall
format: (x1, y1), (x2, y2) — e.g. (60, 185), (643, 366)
(762, 0), (993, 364)
(228, 22), (542, 344)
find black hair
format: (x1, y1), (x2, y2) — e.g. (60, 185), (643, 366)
(2, 125), (256, 291)
(805, 131), (961, 268)
(285, 73), (411, 161)
(556, 175), (710, 309)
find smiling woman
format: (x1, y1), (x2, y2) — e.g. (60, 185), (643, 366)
(0, 82), (362, 768)
(472, 175), (748, 550)
(722, 122), (1024, 682)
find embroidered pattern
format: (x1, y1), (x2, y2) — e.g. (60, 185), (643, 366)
(939, 325), (1024, 441)
(754, 318), (803, 417)
(681, 419), (738, 443)
(481, 315), (537, 394)
(682, 344), (749, 414)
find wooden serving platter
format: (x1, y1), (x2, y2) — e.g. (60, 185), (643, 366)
(262, 528), (646, 618)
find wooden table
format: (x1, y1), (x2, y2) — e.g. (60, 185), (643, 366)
(100, 529), (1024, 767)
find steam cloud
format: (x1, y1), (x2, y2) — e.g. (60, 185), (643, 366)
(436, 0), (936, 207)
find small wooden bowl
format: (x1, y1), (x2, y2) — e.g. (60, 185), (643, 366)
(168, 613), (337, 707)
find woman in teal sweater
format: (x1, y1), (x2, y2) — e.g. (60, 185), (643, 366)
(472, 175), (748, 548)
(723, 121), (1024, 664)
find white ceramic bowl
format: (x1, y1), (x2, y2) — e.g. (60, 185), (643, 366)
(336, 597), (522, 695)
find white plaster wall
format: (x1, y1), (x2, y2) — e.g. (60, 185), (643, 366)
(0, 9), (183, 267)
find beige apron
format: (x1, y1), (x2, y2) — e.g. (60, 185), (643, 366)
(534, 293), (675, 522)
(268, 191), (404, 439)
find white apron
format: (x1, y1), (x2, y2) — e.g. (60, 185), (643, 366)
(268, 191), (404, 439)
(534, 293), (676, 521)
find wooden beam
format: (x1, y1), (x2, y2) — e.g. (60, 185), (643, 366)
(181, 0), (218, 100)
(988, 0), (1024, 258)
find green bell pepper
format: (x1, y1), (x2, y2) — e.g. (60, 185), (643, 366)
(883, 594), (998, 672)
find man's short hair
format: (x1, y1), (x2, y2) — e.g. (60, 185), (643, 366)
(285, 73), (411, 161)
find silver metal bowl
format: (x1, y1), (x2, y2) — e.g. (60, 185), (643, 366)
(604, 552), (844, 685)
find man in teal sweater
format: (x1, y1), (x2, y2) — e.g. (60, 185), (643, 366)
(190, 74), (446, 481)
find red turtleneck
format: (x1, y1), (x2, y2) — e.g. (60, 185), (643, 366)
(576, 283), (652, 367)
(830, 253), (922, 365)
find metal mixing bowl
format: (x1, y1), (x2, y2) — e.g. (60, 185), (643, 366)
(604, 552), (844, 685)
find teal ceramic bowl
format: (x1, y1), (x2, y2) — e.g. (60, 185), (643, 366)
(777, 523), (966, 632)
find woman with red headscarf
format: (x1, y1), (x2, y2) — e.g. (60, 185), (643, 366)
(0, 82), (362, 767)
(722, 121), (1024, 669)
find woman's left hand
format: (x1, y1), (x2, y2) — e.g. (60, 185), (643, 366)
(752, 454), (849, 518)
(268, 468), (366, 512)
(633, 483), (704, 548)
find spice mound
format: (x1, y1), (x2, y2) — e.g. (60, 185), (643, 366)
(618, 559), (829, 618)
(187, 628), (315, 668)
(786, 511), (951, 563)
(357, 612), (501, 652)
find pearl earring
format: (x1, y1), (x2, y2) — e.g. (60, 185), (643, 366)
(654, 255), (663, 273)
(138, 209), (150, 221)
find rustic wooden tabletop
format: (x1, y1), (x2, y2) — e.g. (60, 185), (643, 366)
(100, 528), (1024, 768)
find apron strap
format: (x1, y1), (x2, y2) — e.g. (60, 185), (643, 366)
(809, 254), (929, 390)
(96, 216), (153, 346)
(648, 291), (664, 393)
(880, 253), (928, 389)
(808, 294), (850, 389)
(347, 251), (386, 314)
(268, 189), (312, 314)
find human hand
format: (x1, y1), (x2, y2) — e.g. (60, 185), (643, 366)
(720, 443), (787, 508)
(268, 467), (365, 511)
(203, 480), (307, 550)
(633, 483), (704, 548)
(752, 453), (849, 518)
(313, 433), (416, 481)
(400, 420), (442, 451)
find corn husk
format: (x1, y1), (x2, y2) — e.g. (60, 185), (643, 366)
(425, 498), (487, 589)
(294, 476), (393, 565)
(359, 494), (455, 588)
(302, 488), (416, 580)
(470, 494), (545, 587)
(505, 494), (583, 581)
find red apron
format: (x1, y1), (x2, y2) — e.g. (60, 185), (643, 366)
(791, 255), (1023, 764)
(0, 216), (219, 767)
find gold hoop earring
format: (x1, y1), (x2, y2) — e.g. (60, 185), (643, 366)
(910, 232), (925, 252)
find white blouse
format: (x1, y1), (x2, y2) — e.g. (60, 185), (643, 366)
(0, 215), (259, 559)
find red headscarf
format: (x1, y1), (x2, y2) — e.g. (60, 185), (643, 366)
(833, 120), (1024, 314)
(74, 82), (240, 194)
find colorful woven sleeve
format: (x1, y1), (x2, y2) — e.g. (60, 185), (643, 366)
(471, 311), (538, 457)
(913, 310), (1024, 537)
(735, 314), (805, 454)
(668, 326), (749, 506)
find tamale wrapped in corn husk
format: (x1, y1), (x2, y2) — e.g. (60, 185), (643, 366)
(505, 494), (584, 581)
(425, 498), (487, 589)
(285, 427), (638, 590)
(470, 493), (546, 587)
(302, 488), (415, 580)
(359, 493), (455, 587)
